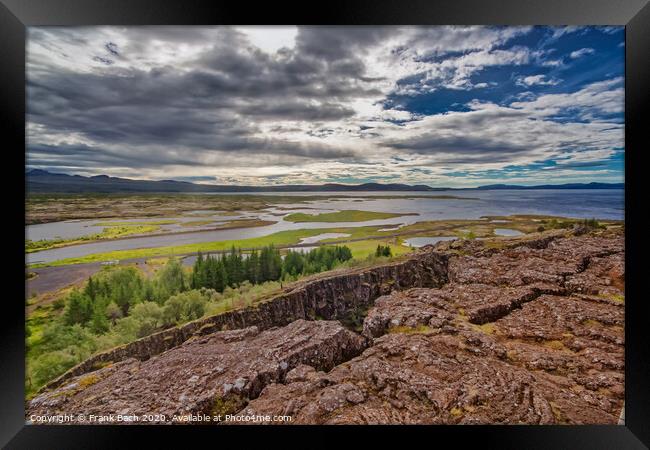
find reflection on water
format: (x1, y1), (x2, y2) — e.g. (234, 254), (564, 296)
(403, 236), (456, 248)
(494, 228), (524, 237)
(26, 220), (106, 241)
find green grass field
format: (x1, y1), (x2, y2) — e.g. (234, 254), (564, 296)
(93, 220), (179, 226)
(29, 226), (388, 267)
(284, 209), (414, 223)
(180, 220), (215, 227)
(342, 239), (412, 259)
(27, 215), (596, 268)
(26, 224), (162, 253)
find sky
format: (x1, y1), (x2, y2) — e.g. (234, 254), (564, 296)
(26, 26), (625, 187)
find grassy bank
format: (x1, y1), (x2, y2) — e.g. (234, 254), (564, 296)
(284, 209), (415, 223)
(28, 226), (383, 267)
(26, 224), (162, 253)
(29, 215), (619, 268)
(26, 193), (475, 224)
(26, 243), (373, 396)
(26, 219), (276, 253)
(93, 220), (179, 226)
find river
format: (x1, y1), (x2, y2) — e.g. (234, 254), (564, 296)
(26, 189), (623, 264)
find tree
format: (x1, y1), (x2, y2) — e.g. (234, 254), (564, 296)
(30, 351), (79, 390)
(182, 290), (207, 321)
(375, 244), (391, 257)
(247, 250), (260, 283)
(283, 250), (305, 277)
(191, 252), (205, 289)
(211, 258), (228, 292)
(258, 247), (271, 282)
(163, 290), (209, 326)
(97, 267), (144, 314)
(225, 246), (244, 287)
(63, 289), (93, 326)
(130, 301), (164, 338)
(155, 258), (186, 302)
(89, 306), (110, 334)
(105, 301), (123, 325)
(162, 295), (184, 326)
(270, 246), (282, 280)
(84, 276), (97, 301)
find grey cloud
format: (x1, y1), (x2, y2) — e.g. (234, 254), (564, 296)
(27, 26), (394, 175)
(239, 102), (355, 121)
(386, 135), (528, 155)
(105, 42), (120, 56)
(26, 26), (623, 184)
(294, 26), (397, 61)
(92, 56), (114, 65)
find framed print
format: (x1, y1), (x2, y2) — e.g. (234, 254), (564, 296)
(1, 0), (649, 448)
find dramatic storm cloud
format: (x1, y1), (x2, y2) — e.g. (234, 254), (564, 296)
(27, 26), (624, 187)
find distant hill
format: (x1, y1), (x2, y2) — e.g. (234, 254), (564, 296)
(476, 182), (624, 190)
(25, 170), (442, 193)
(25, 170), (624, 193)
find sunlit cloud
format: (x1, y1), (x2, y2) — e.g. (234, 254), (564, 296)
(27, 25), (624, 187)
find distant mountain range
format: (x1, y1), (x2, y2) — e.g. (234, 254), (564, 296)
(475, 182), (624, 190)
(25, 169), (624, 193)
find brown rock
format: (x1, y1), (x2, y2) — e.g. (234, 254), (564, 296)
(239, 230), (624, 424)
(27, 320), (368, 423)
(28, 228), (624, 425)
(237, 331), (620, 424)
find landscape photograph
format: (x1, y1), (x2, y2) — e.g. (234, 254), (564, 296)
(25, 25), (625, 425)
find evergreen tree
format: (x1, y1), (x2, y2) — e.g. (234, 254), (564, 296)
(84, 276), (97, 301)
(259, 247), (271, 282)
(63, 289), (93, 326)
(191, 252), (205, 289)
(248, 250), (260, 283)
(89, 306), (110, 333)
(283, 250), (305, 276)
(375, 244), (391, 257)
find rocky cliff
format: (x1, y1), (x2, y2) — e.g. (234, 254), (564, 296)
(27, 227), (624, 425)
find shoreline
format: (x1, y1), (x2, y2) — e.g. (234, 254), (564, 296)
(27, 215), (623, 268)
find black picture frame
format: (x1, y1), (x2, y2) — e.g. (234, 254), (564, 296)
(2, 1), (648, 448)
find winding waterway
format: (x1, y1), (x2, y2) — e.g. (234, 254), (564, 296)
(26, 189), (623, 264)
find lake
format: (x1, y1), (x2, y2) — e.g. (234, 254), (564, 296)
(26, 189), (623, 264)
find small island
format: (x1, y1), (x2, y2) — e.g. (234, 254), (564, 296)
(283, 209), (417, 223)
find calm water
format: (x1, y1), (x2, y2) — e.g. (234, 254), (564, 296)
(26, 189), (623, 264)
(494, 228), (525, 237)
(403, 236), (456, 248)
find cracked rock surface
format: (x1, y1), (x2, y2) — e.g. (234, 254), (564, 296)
(27, 228), (624, 425)
(238, 229), (624, 424)
(27, 320), (368, 422)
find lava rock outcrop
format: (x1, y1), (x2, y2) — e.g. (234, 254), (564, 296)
(27, 228), (624, 425)
(237, 229), (625, 424)
(27, 320), (368, 422)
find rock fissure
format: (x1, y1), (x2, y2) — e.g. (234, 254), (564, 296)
(28, 228), (625, 425)
(232, 229), (625, 424)
(38, 249), (450, 394)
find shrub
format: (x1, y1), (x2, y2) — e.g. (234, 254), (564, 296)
(29, 351), (79, 390)
(129, 302), (164, 338)
(580, 218), (605, 229)
(162, 290), (209, 325)
(375, 245), (392, 257)
(62, 289), (93, 326)
(105, 301), (123, 324)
